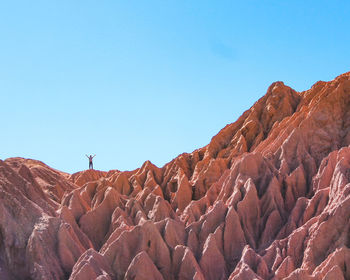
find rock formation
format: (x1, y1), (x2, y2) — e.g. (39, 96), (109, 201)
(2, 72), (350, 279)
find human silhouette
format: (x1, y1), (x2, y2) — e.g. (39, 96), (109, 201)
(86, 154), (96, 169)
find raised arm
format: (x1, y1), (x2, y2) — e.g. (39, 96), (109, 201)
(93, 154), (96, 158)
(86, 154), (89, 158)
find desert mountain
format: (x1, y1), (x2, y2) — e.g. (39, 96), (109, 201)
(2, 72), (350, 279)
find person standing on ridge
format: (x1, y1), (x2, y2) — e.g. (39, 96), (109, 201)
(86, 154), (96, 169)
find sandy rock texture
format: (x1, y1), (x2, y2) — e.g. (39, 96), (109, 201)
(2, 72), (350, 279)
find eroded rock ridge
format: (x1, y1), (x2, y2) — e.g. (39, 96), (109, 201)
(2, 72), (350, 279)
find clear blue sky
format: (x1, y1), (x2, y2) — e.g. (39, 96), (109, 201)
(1, 1), (350, 173)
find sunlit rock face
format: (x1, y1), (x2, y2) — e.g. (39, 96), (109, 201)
(2, 72), (350, 279)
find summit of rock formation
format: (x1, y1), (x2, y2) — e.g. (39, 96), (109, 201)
(2, 72), (350, 279)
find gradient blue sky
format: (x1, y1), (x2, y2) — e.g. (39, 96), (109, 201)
(1, 1), (350, 173)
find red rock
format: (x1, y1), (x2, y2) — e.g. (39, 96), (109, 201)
(69, 249), (114, 280)
(124, 251), (164, 280)
(3, 72), (350, 279)
(224, 205), (246, 268)
(171, 168), (192, 211)
(163, 218), (186, 249)
(111, 172), (131, 195)
(172, 245), (205, 280)
(146, 194), (176, 222)
(26, 216), (65, 279)
(70, 169), (108, 187)
(236, 178), (260, 249)
(102, 220), (171, 279)
(199, 233), (227, 280)
(79, 187), (122, 249)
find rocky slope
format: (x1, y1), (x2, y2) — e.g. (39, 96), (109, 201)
(2, 72), (350, 279)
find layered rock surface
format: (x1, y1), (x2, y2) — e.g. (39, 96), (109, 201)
(2, 72), (350, 279)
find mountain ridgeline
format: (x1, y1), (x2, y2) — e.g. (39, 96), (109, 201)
(2, 72), (350, 279)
